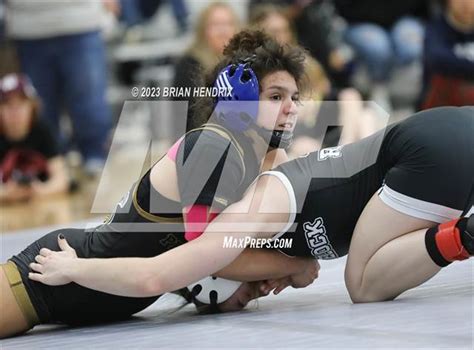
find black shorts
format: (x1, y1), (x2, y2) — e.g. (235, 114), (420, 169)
(10, 228), (161, 325)
(378, 107), (474, 222)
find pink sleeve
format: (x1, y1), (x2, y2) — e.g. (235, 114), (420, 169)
(183, 204), (219, 241)
(167, 136), (184, 161)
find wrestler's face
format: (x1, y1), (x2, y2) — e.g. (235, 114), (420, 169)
(257, 70), (299, 133)
(217, 281), (262, 312)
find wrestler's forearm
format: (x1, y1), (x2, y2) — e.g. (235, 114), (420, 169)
(215, 248), (303, 281)
(66, 231), (250, 298)
(67, 257), (160, 297)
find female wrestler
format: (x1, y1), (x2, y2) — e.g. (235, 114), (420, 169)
(30, 106), (474, 306)
(0, 30), (319, 338)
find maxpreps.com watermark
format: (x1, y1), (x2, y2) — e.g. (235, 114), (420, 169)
(223, 236), (293, 249)
(131, 86), (232, 98)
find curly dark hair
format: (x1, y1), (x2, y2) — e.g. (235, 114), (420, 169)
(190, 29), (308, 128)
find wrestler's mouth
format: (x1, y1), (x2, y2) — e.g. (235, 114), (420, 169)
(276, 122), (294, 131)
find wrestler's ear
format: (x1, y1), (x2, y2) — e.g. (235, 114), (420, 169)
(57, 234), (74, 252)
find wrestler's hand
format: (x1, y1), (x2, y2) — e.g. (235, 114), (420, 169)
(220, 281), (271, 312)
(289, 258), (320, 288)
(260, 258), (320, 295)
(28, 234), (78, 286)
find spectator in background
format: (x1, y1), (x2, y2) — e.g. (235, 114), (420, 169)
(249, 4), (330, 97)
(248, 0), (354, 89)
(119, 0), (189, 36)
(249, 4), (378, 158)
(421, 0), (474, 109)
(5, 0), (112, 176)
(172, 2), (239, 131)
(0, 73), (68, 203)
(294, 0), (355, 89)
(335, 0), (429, 111)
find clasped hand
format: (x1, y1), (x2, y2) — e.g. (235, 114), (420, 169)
(29, 235), (78, 286)
(260, 257), (320, 295)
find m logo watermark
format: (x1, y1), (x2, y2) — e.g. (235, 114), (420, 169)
(87, 100), (390, 234)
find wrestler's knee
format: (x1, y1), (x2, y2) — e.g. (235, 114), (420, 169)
(344, 269), (396, 304)
(0, 319), (31, 339)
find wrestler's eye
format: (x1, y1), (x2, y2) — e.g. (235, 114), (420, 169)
(270, 94), (281, 101)
(292, 96), (303, 106)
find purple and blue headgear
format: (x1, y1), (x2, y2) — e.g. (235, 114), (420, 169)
(213, 57), (293, 149)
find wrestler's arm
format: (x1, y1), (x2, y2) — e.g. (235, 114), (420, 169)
(30, 176), (295, 297)
(214, 248), (309, 282)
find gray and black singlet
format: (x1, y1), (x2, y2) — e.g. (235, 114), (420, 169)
(265, 107), (474, 259)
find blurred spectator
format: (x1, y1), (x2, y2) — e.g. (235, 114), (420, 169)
(249, 0), (354, 88)
(5, 0), (112, 176)
(0, 73), (68, 203)
(421, 0), (474, 109)
(335, 0), (429, 110)
(172, 2), (239, 131)
(119, 0), (189, 36)
(249, 4), (330, 97)
(294, 1), (355, 88)
(249, 4), (378, 157)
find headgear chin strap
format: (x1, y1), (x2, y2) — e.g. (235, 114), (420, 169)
(214, 58), (293, 149)
(251, 124), (294, 149)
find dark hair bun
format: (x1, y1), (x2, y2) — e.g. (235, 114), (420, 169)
(223, 30), (270, 58)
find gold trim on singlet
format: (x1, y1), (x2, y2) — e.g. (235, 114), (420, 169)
(2, 261), (40, 327)
(201, 123), (245, 157)
(132, 124), (246, 222)
(132, 183), (184, 223)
